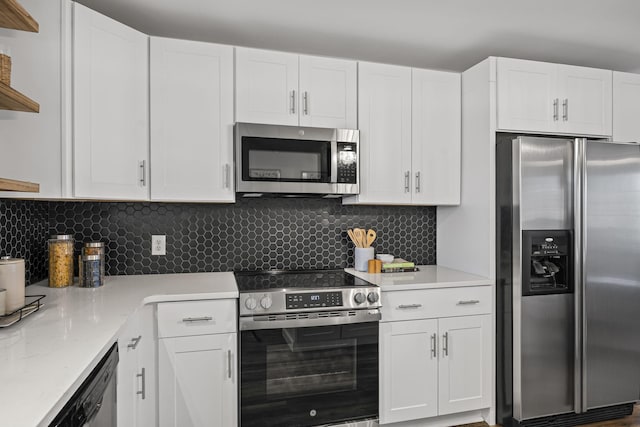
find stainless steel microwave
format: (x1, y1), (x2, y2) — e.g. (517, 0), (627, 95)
(235, 123), (359, 196)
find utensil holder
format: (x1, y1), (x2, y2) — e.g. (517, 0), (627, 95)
(354, 247), (374, 272)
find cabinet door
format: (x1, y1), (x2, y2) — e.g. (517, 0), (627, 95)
(557, 65), (612, 136)
(411, 69), (461, 205)
(380, 319), (439, 424)
(613, 71), (640, 143)
(159, 333), (237, 427)
(117, 312), (141, 427)
(298, 55), (357, 128)
(150, 38), (234, 202)
(236, 47), (299, 126)
(355, 62), (412, 204)
(73, 3), (149, 200)
(438, 314), (491, 415)
(137, 305), (156, 427)
(497, 58), (557, 133)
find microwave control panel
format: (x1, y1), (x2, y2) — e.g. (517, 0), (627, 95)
(337, 142), (358, 183)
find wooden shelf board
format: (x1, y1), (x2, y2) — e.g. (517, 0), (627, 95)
(0, 0), (38, 32)
(0, 178), (39, 193)
(0, 82), (39, 112)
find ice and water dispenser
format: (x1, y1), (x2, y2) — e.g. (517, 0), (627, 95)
(522, 230), (572, 296)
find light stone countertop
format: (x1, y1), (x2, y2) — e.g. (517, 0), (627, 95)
(345, 265), (492, 290)
(0, 272), (238, 427)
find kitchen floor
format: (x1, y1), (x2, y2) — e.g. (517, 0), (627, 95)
(460, 403), (640, 427)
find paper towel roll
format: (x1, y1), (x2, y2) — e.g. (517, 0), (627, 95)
(0, 258), (25, 312)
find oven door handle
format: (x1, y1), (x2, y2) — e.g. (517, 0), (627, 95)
(330, 135), (338, 183)
(239, 309), (381, 331)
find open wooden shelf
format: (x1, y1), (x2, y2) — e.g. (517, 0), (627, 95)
(0, 177), (39, 192)
(0, 82), (39, 112)
(0, 0), (39, 32)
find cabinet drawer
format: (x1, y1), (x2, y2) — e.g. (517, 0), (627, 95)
(157, 299), (236, 338)
(381, 286), (491, 322)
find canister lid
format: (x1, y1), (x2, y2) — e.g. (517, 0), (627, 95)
(84, 242), (105, 248)
(81, 255), (101, 261)
(0, 256), (24, 264)
(50, 234), (73, 241)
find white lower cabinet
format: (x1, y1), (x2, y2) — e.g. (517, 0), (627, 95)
(157, 299), (238, 427)
(379, 287), (492, 425)
(158, 333), (237, 427)
(117, 305), (156, 427)
(380, 319), (439, 424)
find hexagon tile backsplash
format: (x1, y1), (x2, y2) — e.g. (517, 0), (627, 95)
(1, 197), (436, 284)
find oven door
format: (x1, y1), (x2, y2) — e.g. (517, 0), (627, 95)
(240, 319), (378, 427)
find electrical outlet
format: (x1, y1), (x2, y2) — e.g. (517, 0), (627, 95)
(151, 235), (166, 256)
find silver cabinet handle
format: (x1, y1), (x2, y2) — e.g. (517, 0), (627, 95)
(182, 316), (213, 322)
(415, 171), (421, 193)
(430, 333), (437, 358)
(227, 349), (232, 379)
(139, 160), (146, 186)
(457, 299), (480, 305)
(397, 304), (422, 309)
(127, 335), (142, 350)
(290, 90), (296, 114)
(224, 163), (231, 189)
(136, 367), (146, 400)
(553, 98), (559, 121)
(404, 171), (410, 193)
(303, 91), (309, 115)
(443, 332), (449, 357)
(563, 98), (568, 121)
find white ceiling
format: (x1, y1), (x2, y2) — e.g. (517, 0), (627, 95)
(76, 0), (640, 73)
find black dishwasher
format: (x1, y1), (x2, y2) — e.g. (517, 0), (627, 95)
(49, 343), (118, 427)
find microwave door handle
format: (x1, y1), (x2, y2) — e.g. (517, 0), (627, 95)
(330, 138), (338, 183)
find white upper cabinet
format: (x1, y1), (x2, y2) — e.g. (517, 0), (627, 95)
(345, 62), (412, 205)
(613, 71), (640, 143)
(345, 65), (460, 206)
(236, 48), (300, 126)
(298, 55), (357, 128)
(497, 58), (557, 133)
(72, 3), (149, 200)
(150, 37), (234, 202)
(556, 65), (612, 136)
(412, 69), (461, 205)
(236, 47), (357, 128)
(497, 58), (612, 136)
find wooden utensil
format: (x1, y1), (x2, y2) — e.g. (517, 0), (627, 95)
(347, 229), (360, 248)
(354, 229), (366, 248)
(366, 229), (377, 247)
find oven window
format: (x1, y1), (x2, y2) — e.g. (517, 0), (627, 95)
(242, 137), (330, 182)
(266, 336), (357, 398)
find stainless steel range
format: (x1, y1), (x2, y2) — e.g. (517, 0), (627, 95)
(235, 269), (381, 427)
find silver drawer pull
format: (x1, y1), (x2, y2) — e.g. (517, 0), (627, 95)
(127, 335), (142, 349)
(136, 367), (146, 400)
(457, 300), (480, 305)
(397, 304), (422, 309)
(182, 316), (213, 323)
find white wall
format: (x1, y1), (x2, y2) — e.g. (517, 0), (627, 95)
(0, 0), (63, 199)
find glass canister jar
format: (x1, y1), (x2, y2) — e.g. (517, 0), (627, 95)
(79, 254), (104, 288)
(82, 242), (105, 281)
(48, 234), (74, 288)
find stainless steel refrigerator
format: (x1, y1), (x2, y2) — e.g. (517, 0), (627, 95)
(496, 135), (640, 427)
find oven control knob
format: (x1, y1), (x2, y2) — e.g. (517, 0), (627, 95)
(367, 292), (379, 303)
(354, 292), (366, 304)
(260, 295), (273, 309)
(244, 297), (258, 310)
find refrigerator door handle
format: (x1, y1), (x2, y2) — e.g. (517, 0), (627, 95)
(573, 138), (587, 414)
